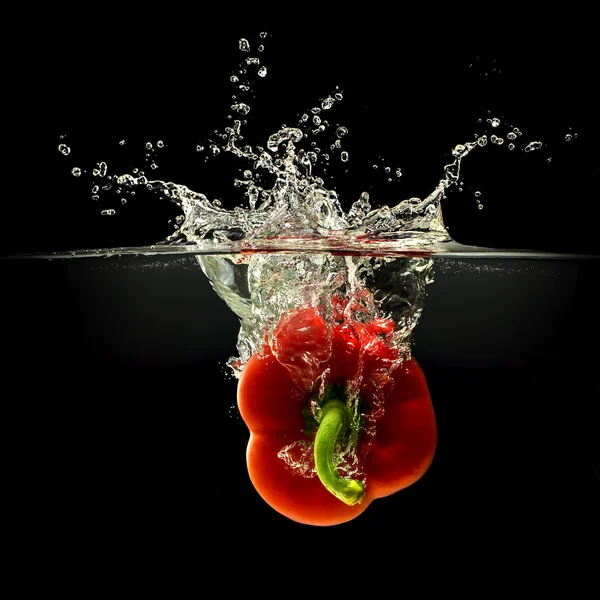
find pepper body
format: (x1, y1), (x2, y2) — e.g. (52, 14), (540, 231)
(237, 305), (437, 526)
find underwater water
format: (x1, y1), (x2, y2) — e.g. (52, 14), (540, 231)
(6, 24), (599, 548)
(6, 254), (598, 540)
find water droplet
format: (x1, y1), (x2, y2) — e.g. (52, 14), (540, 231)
(71, 167), (81, 177)
(146, 142), (153, 150)
(58, 144), (70, 155)
(452, 144), (468, 157)
(341, 151), (349, 162)
(491, 118), (501, 128)
(565, 133), (573, 141)
(508, 143), (515, 150)
(231, 103), (251, 115)
(477, 136), (488, 147)
(524, 141), (543, 152)
(258, 66), (267, 77)
(239, 38), (250, 52)
(336, 126), (348, 138)
(321, 97), (335, 110)
(157, 140), (164, 148)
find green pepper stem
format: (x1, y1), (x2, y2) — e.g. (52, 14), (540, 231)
(314, 399), (365, 506)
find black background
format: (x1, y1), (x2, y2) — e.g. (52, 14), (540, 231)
(5, 15), (599, 564)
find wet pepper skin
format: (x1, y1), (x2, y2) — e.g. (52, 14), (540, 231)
(237, 306), (437, 526)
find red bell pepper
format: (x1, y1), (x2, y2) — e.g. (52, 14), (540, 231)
(237, 298), (437, 526)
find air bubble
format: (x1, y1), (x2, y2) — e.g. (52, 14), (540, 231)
(474, 191), (481, 198)
(508, 143), (515, 150)
(336, 126), (348, 138)
(196, 145), (204, 152)
(157, 140), (164, 148)
(121, 198), (127, 204)
(258, 45), (265, 52)
(490, 135), (504, 145)
(491, 118), (501, 128)
(335, 92), (343, 101)
(258, 66), (267, 77)
(58, 144), (70, 155)
(146, 142), (153, 149)
(239, 38), (250, 52)
(477, 204), (484, 210)
(565, 133), (573, 141)
(91, 195), (99, 201)
(243, 170), (253, 178)
(71, 167), (82, 177)
(384, 166), (391, 173)
(313, 115), (321, 126)
(477, 136), (488, 147)
(395, 168), (402, 177)
(341, 151), (349, 162)
(260, 32), (267, 38)
(507, 132), (517, 140)
(230, 75), (239, 83)
(150, 163), (158, 170)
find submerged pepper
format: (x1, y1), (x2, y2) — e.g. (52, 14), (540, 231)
(237, 302), (437, 526)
